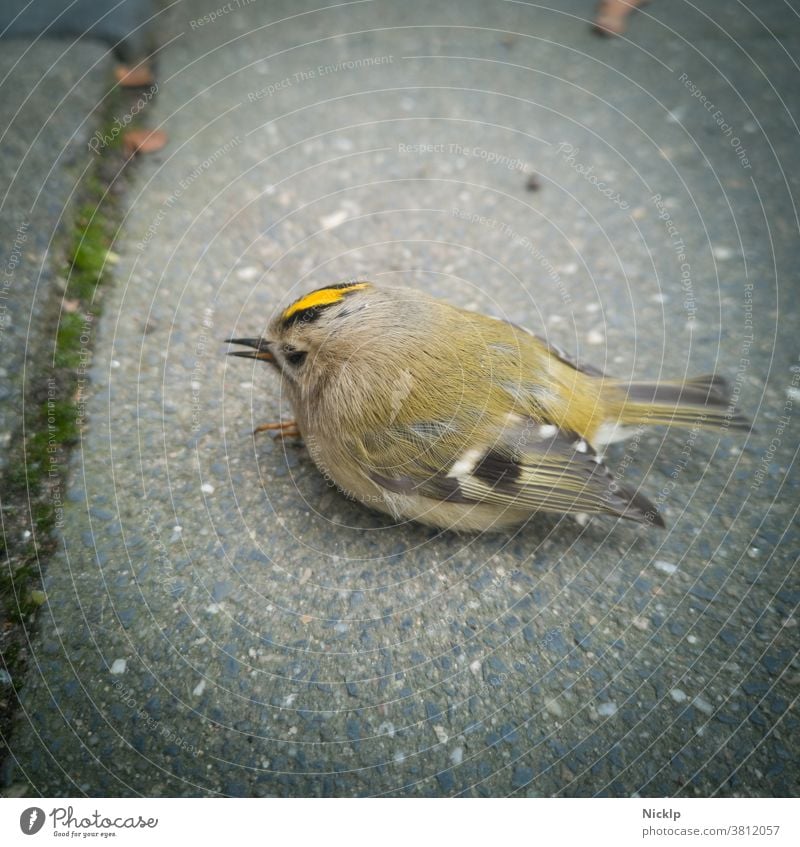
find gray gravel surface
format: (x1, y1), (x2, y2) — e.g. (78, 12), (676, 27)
(4, 0), (799, 796)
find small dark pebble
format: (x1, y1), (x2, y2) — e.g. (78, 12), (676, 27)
(117, 608), (136, 629)
(499, 723), (519, 743)
(766, 760), (784, 777)
(212, 580), (233, 602)
(769, 698), (788, 715)
(689, 585), (716, 602)
(425, 702), (442, 722)
(0, 756), (15, 787)
(761, 653), (786, 675)
(512, 765), (534, 789)
(226, 781), (250, 797)
(488, 656), (509, 673)
(89, 506), (115, 521)
(543, 629), (567, 655)
(742, 680), (769, 696)
(436, 769), (455, 793)
(144, 696), (161, 719)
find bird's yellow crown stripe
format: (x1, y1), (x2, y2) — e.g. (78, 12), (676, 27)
(282, 282), (370, 321)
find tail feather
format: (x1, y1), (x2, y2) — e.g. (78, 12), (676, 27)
(612, 374), (750, 431)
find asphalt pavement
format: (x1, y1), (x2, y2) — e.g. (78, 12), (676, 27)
(3, 0), (798, 796)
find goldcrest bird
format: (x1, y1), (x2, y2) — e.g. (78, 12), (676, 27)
(226, 282), (747, 532)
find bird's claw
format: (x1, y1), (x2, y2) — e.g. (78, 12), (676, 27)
(253, 419), (302, 441)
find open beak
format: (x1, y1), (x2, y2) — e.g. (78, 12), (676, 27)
(225, 337), (274, 362)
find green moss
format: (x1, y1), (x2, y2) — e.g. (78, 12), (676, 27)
(2, 88), (129, 620)
(44, 398), (80, 444)
(34, 504), (56, 535)
(66, 199), (118, 302)
(22, 400), (78, 491)
(4, 461), (34, 493)
(54, 312), (86, 368)
(0, 562), (37, 624)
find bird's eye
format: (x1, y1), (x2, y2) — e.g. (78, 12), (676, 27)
(285, 350), (307, 367)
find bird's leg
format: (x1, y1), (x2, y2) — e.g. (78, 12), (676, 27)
(253, 419), (302, 440)
(593, 0), (648, 36)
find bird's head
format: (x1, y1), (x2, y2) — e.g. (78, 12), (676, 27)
(227, 281), (424, 403)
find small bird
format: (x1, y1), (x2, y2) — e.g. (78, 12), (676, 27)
(227, 282), (747, 532)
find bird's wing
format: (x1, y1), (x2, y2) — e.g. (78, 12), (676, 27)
(359, 415), (662, 526)
(502, 318), (607, 377)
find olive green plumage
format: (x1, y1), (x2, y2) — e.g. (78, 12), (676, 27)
(227, 283), (747, 531)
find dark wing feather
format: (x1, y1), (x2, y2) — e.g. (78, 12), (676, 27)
(363, 417), (663, 527)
